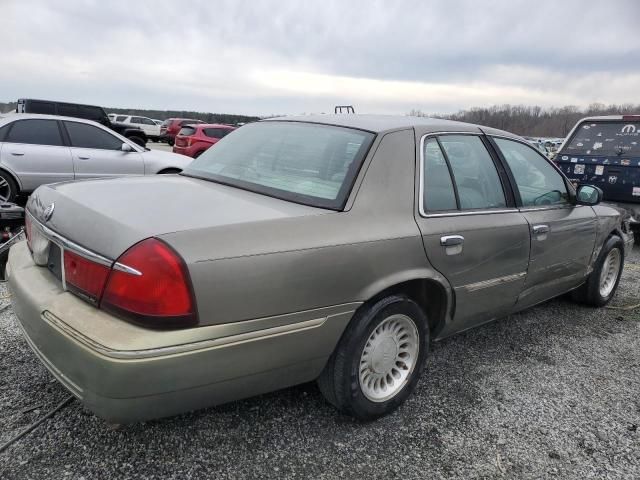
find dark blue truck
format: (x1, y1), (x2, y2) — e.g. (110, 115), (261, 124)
(555, 115), (640, 228)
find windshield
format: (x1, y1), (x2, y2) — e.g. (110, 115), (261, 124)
(183, 121), (375, 210)
(564, 121), (640, 156)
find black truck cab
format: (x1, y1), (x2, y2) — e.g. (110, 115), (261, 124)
(555, 115), (640, 225)
(16, 98), (147, 146)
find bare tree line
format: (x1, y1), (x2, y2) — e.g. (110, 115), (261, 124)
(410, 103), (640, 138)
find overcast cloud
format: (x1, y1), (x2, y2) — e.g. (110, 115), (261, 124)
(1, 0), (639, 115)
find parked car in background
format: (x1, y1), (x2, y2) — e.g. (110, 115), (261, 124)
(112, 115), (162, 142)
(160, 118), (204, 146)
(0, 114), (192, 202)
(172, 123), (236, 158)
(555, 115), (640, 226)
(8, 115), (633, 424)
(152, 119), (163, 126)
(16, 99), (148, 147)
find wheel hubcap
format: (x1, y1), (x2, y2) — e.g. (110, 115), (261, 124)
(0, 178), (11, 202)
(599, 248), (621, 298)
(359, 314), (419, 403)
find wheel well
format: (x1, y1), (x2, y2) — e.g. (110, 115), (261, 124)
(364, 279), (448, 334)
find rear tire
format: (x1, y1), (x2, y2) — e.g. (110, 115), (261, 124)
(572, 235), (624, 307)
(0, 171), (18, 203)
(168, 139), (175, 147)
(317, 295), (429, 420)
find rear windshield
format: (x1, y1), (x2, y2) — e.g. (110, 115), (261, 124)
(178, 126), (197, 136)
(204, 127), (232, 139)
(183, 121), (375, 210)
(564, 121), (640, 156)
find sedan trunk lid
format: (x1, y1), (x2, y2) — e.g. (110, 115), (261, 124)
(27, 175), (326, 260)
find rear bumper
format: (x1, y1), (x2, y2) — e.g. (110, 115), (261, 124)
(7, 241), (355, 423)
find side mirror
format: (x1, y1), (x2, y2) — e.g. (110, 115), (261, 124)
(121, 143), (133, 152)
(576, 184), (603, 206)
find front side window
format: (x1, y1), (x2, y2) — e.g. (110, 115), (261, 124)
(439, 135), (506, 210)
(183, 121), (374, 209)
(495, 138), (569, 207)
(115, 116), (128, 122)
(64, 121), (124, 150)
(6, 119), (63, 146)
(422, 139), (457, 211)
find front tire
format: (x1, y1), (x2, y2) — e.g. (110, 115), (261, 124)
(572, 235), (624, 307)
(0, 171), (18, 203)
(317, 295), (429, 420)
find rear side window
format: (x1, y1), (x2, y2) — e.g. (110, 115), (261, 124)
(422, 139), (457, 211)
(161, 119), (171, 127)
(26, 101), (56, 115)
(564, 121), (640, 156)
(439, 135), (506, 210)
(64, 121), (123, 150)
(6, 119), (63, 146)
(204, 128), (232, 139)
(58, 104), (79, 117)
(115, 116), (128, 122)
(78, 106), (105, 122)
(494, 138), (569, 207)
(178, 126), (197, 136)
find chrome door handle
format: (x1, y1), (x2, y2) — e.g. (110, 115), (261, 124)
(440, 235), (464, 247)
(532, 225), (549, 234)
(10, 152), (24, 156)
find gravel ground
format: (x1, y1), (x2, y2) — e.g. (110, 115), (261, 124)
(1, 246), (638, 480)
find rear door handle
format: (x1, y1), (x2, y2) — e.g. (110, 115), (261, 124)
(78, 156), (90, 160)
(440, 235), (464, 247)
(532, 225), (549, 234)
(10, 152), (24, 156)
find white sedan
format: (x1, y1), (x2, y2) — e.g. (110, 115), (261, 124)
(0, 114), (192, 202)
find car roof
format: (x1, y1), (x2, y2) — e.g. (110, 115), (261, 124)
(263, 114), (520, 138)
(571, 115), (640, 122)
(195, 123), (236, 129)
(0, 112), (106, 126)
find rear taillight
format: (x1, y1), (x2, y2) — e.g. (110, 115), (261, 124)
(63, 250), (111, 304)
(101, 238), (197, 328)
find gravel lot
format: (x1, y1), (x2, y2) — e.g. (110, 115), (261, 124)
(1, 245), (638, 480)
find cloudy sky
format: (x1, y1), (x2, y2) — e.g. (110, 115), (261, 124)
(1, 0), (639, 116)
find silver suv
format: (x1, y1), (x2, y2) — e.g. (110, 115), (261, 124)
(0, 114), (192, 201)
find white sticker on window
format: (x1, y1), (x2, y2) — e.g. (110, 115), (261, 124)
(574, 164), (585, 174)
(571, 157), (578, 163)
(595, 165), (604, 175)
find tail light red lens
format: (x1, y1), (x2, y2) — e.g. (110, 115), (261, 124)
(101, 238), (197, 328)
(63, 250), (111, 304)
